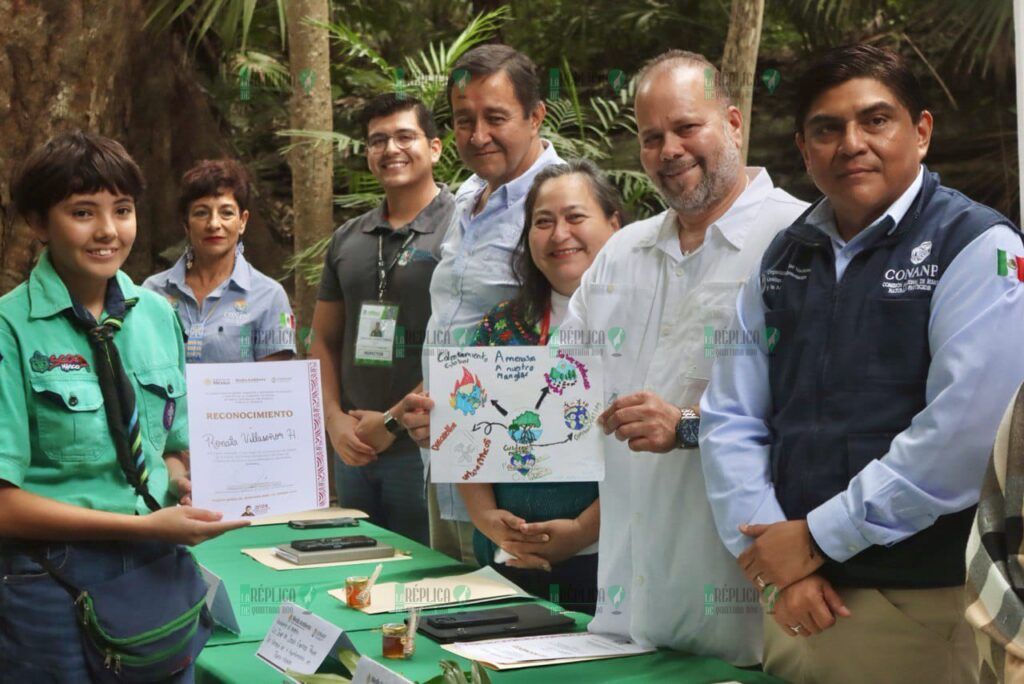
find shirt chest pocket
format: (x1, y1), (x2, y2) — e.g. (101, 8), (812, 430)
(134, 366), (187, 451)
(30, 376), (108, 462)
(682, 281), (743, 381)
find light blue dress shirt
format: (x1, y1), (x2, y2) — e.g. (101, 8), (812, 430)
(143, 251), (295, 363)
(700, 167), (1024, 562)
(423, 140), (564, 521)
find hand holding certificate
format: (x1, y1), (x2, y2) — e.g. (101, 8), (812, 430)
(187, 360), (329, 520)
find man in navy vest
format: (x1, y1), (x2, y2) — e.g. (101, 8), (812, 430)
(700, 44), (1024, 683)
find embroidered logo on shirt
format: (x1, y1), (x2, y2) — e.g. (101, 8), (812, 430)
(910, 241), (932, 265)
(997, 249), (1024, 282)
(165, 295), (179, 311)
(30, 351), (89, 373)
(765, 327), (780, 353)
(882, 260), (939, 295)
(279, 313), (295, 329)
(234, 299), (248, 313)
(761, 264), (810, 293)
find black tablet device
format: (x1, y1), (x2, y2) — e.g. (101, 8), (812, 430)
(413, 604), (575, 643)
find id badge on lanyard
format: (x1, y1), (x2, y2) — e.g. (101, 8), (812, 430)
(353, 231), (414, 367)
(354, 301), (399, 366)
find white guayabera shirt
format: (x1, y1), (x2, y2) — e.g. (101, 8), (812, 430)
(556, 168), (806, 665)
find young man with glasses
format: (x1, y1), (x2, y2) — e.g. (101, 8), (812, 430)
(308, 93), (455, 544)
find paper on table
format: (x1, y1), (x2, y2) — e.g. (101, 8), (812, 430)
(441, 632), (655, 670)
(249, 506), (369, 527)
(330, 565), (529, 614)
(255, 601), (356, 676)
(242, 547), (412, 571)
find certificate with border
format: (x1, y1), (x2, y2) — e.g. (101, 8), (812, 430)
(187, 360), (329, 520)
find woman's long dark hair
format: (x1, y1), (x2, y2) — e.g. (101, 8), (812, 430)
(511, 159), (627, 326)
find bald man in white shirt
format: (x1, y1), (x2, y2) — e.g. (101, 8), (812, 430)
(557, 50), (807, 664)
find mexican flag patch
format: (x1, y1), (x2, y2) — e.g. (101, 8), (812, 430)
(997, 249), (1024, 281)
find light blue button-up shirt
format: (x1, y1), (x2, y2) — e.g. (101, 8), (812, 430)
(143, 252), (295, 363)
(700, 166), (1024, 562)
(423, 140), (564, 521)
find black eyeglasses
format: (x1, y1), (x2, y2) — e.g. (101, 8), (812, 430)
(367, 131), (422, 153)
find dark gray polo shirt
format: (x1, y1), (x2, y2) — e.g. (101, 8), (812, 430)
(318, 184), (454, 413)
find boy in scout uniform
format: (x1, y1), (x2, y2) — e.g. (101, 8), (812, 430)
(0, 131), (245, 680)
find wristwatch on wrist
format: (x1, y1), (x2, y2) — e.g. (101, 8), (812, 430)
(675, 407), (700, 449)
(382, 410), (403, 435)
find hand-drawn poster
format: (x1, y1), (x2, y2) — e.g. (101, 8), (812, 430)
(429, 346), (605, 483)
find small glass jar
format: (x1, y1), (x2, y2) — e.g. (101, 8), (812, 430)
(345, 576), (370, 609)
(381, 622), (414, 659)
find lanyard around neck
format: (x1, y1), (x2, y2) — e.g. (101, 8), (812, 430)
(377, 231), (417, 301)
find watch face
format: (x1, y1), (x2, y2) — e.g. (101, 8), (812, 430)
(678, 417), (700, 448)
(383, 413), (402, 435)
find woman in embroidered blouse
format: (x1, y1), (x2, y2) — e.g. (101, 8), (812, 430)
(459, 159), (623, 614)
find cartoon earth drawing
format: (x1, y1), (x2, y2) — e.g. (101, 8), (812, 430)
(509, 451), (537, 476)
(507, 409), (542, 445)
(450, 367), (487, 416)
(563, 399), (591, 431)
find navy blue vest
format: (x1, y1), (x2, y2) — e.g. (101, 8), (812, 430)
(759, 168), (1018, 588)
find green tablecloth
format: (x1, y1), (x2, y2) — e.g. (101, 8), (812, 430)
(194, 521), (784, 683)
(193, 521), (468, 645)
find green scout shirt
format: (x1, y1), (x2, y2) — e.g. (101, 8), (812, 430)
(0, 250), (189, 514)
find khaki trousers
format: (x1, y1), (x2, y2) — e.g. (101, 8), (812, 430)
(426, 483), (478, 566)
(763, 585), (978, 684)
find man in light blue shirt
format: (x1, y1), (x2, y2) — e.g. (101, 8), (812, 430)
(395, 44), (563, 564)
(699, 44), (1024, 683)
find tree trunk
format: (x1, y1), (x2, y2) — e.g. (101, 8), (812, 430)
(721, 0), (765, 163)
(285, 0), (334, 355)
(0, 0), (278, 294)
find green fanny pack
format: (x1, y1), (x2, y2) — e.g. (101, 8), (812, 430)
(36, 544), (213, 682)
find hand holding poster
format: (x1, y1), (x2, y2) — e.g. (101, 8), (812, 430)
(429, 346), (604, 483)
(187, 360), (329, 520)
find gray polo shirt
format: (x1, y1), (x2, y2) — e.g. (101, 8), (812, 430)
(318, 185), (455, 413)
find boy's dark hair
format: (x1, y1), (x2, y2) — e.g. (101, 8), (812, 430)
(11, 130), (145, 220)
(178, 159), (253, 222)
(794, 44), (925, 133)
(361, 93), (439, 140)
(447, 44), (541, 117)
(512, 158), (626, 324)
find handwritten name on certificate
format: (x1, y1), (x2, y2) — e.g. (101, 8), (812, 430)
(187, 360), (329, 520)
